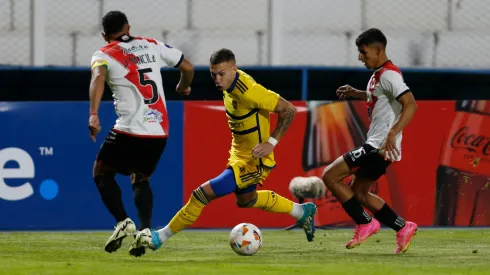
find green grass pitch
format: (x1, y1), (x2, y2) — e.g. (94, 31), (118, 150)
(1, 228), (489, 275)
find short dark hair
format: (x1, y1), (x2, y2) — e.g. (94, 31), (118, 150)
(102, 11), (128, 36)
(210, 48), (236, 64)
(355, 28), (387, 47)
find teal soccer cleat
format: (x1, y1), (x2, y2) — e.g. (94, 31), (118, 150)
(296, 202), (317, 242)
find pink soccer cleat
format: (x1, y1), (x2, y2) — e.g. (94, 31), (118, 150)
(394, 221), (418, 254)
(346, 219), (381, 249)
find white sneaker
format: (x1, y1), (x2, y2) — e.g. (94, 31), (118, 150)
(104, 218), (136, 253)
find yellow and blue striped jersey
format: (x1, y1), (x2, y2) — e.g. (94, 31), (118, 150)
(223, 70), (280, 169)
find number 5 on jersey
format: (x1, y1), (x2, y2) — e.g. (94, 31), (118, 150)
(137, 68), (158, 105)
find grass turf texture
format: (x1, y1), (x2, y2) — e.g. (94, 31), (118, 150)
(0, 228), (489, 275)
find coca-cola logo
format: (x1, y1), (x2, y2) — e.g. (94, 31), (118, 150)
(451, 127), (490, 156)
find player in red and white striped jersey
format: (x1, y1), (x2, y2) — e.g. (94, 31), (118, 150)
(323, 29), (419, 254)
(88, 11), (194, 256)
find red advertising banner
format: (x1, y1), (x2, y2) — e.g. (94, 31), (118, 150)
(184, 100), (490, 228)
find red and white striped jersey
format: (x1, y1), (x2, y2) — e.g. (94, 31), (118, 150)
(365, 60), (410, 161)
(91, 35), (183, 138)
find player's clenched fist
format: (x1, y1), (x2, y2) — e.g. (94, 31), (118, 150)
(88, 114), (101, 142)
(336, 85), (357, 100)
(176, 82), (191, 96)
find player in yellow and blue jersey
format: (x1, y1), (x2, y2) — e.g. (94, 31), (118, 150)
(129, 49), (317, 256)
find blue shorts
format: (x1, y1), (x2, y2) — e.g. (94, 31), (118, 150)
(209, 168), (257, 197)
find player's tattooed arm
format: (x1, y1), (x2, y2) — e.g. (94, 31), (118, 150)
(271, 97), (297, 141)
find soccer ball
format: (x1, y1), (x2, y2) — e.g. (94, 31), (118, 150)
(229, 223), (262, 256)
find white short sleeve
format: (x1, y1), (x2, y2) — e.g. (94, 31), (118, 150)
(379, 70), (410, 100)
(157, 41), (184, 68)
(90, 50), (109, 67)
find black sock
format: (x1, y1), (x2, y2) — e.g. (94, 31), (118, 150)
(94, 175), (128, 223)
(374, 203), (406, 232)
(132, 181), (153, 230)
(342, 197), (372, 224)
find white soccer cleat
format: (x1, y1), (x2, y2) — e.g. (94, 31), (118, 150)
(129, 228), (162, 257)
(104, 218), (136, 253)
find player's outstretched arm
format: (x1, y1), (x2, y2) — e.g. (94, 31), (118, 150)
(336, 85), (367, 100)
(175, 58), (194, 96)
(88, 64), (107, 141)
(271, 97), (297, 142)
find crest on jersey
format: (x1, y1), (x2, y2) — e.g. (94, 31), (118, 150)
(143, 108), (163, 124)
(368, 77), (376, 92)
(232, 99), (238, 110)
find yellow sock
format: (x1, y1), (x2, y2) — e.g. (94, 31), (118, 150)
(168, 187), (208, 233)
(251, 190), (294, 214)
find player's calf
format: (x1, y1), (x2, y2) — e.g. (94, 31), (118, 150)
(129, 185), (211, 257)
(236, 190), (317, 242)
(351, 179), (409, 237)
(131, 174), (154, 230)
(322, 158), (383, 249)
(93, 171), (129, 223)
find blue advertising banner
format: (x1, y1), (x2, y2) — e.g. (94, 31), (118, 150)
(0, 102), (183, 230)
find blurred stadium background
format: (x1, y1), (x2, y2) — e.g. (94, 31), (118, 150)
(1, 0), (489, 68)
(1, 1), (490, 274)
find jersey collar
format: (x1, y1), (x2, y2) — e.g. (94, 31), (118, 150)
(114, 34), (134, 42)
(105, 34), (134, 48)
(226, 72), (240, 93)
(374, 60), (392, 71)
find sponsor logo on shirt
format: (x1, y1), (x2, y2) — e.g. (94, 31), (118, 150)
(143, 108), (163, 124)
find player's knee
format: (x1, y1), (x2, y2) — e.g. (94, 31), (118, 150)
(322, 168), (336, 190)
(235, 193), (258, 208)
(236, 198), (257, 208)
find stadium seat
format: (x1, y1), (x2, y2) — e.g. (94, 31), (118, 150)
(281, 32), (349, 66)
(435, 31), (490, 68)
(282, 0), (362, 33)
